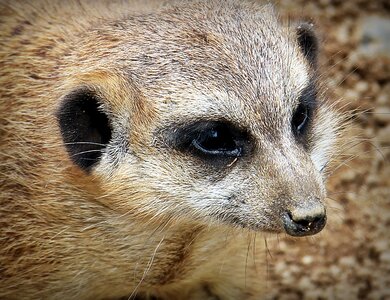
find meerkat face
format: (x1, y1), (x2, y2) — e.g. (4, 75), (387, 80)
(57, 4), (338, 237)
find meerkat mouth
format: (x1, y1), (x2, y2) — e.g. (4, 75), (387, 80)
(208, 201), (327, 237)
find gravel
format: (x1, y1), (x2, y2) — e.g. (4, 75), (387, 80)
(262, 1), (390, 299)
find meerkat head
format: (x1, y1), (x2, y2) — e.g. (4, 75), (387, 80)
(57, 3), (338, 237)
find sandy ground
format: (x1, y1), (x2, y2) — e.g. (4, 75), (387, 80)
(262, 1), (390, 299)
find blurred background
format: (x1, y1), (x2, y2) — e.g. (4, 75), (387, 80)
(264, 1), (390, 299)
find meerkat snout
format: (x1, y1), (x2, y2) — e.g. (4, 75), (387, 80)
(282, 199), (326, 236)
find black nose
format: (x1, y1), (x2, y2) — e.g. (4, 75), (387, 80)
(282, 206), (326, 237)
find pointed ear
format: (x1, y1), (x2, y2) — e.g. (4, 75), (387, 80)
(296, 22), (319, 67)
(56, 87), (112, 172)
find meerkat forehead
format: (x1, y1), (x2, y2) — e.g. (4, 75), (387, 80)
(57, 0), (324, 179)
(56, 0), (326, 168)
(131, 5), (308, 130)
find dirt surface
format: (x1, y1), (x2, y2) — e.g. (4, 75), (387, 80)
(263, 1), (390, 299)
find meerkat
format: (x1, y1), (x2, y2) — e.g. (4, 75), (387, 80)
(0, 0), (341, 299)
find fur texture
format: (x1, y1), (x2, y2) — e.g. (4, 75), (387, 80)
(0, 1), (341, 299)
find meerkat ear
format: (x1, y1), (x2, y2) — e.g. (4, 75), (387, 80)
(296, 22), (318, 67)
(57, 87), (112, 172)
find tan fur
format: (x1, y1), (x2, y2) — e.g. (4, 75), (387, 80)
(0, 1), (341, 299)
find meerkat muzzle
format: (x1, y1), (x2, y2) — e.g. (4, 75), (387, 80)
(282, 200), (326, 237)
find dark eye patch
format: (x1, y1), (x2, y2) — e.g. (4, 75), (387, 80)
(292, 81), (317, 142)
(165, 120), (251, 164)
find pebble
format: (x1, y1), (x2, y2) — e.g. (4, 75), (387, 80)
(379, 251), (390, 264)
(373, 239), (389, 252)
(377, 83), (390, 105)
(340, 169), (357, 182)
(289, 264), (301, 274)
(329, 265), (341, 277)
(339, 256), (357, 267)
(281, 270), (294, 286)
(376, 125), (390, 145)
(276, 240), (288, 252)
(357, 16), (390, 57)
(344, 89), (360, 102)
(377, 92), (389, 106)
(305, 290), (325, 300)
(274, 261), (287, 273)
(301, 255), (313, 265)
(335, 23), (350, 44)
(355, 81), (369, 93)
(373, 107), (390, 123)
(278, 294), (300, 300)
(298, 276), (313, 290)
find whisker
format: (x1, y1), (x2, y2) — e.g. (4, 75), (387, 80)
(252, 232), (258, 273)
(264, 236), (271, 289)
(328, 147), (387, 176)
(128, 236), (165, 300)
(70, 149), (102, 158)
(245, 232), (252, 288)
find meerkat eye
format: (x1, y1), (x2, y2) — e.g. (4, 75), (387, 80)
(192, 124), (242, 157)
(169, 121), (247, 161)
(292, 102), (309, 134)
